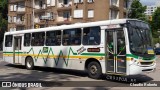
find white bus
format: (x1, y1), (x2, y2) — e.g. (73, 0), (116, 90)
(3, 19), (156, 79)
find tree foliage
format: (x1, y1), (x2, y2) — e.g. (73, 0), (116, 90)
(151, 7), (160, 35)
(0, 0), (8, 45)
(128, 0), (147, 21)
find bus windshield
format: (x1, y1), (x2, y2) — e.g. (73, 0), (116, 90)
(127, 20), (154, 57)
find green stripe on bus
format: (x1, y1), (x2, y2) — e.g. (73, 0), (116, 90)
(81, 53), (105, 56)
(126, 54), (155, 60)
(126, 54), (139, 59)
(3, 52), (23, 54)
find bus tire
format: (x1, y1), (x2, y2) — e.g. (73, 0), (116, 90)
(25, 57), (34, 70)
(87, 61), (102, 79)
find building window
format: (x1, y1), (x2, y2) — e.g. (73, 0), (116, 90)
(64, 0), (69, 5)
(47, 0), (56, 6)
(17, 15), (25, 23)
(63, 28), (81, 45)
(123, 0), (128, 8)
(110, 0), (119, 7)
(10, 4), (17, 11)
(13, 16), (17, 23)
(46, 31), (61, 46)
(88, 0), (94, 3)
(9, 28), (16, 31)
(83, 26), (100, 45)
(24, 33), (31, 46)
(74, 10), (83, 18)
(8, 16), (11, 23)
(63, 11), (70, 19)
(10, 5), (13, 11)
(47, 0), (51, 6)
(48, 12), (55, 20)
(17, 26), (24, 30)
(5, 35), (13, 47)
(74, 0), (83, 3)
(39, 1), (43, 8)
(110, 10), (119, 19)
(31, 32), (45, 46)
(51, 12), (55, 20)
(88, 9), (94, 18)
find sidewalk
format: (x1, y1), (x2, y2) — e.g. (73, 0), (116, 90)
(0, 51), (2, 60)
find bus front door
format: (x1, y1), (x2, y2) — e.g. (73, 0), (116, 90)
(13, 36), (22, 64)
(106, 29), (126, 74)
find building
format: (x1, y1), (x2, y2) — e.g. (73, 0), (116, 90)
(156, 0), (160, 7)
(8, 0), (130, 31)
(144, 0), (160, 16)
(144, 5), (157, 16)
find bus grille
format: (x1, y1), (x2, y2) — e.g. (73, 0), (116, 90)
(140, 62), (153, 65)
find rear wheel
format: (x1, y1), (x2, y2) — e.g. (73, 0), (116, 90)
(25, 57), (34, 70)
(87, 61), (102, 79)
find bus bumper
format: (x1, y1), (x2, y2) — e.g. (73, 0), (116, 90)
(129, 63), (156, 75)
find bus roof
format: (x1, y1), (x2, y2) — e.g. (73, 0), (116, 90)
(5, 19), (140, 35)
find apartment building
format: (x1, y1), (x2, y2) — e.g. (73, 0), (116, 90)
(8, 0), (129, 31)
(144, 5), (157, 16)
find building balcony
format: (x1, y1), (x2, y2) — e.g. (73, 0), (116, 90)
(123, 8), (127, 13)
(56, 18), (72, 25)
(16, 21), (25, 26)
(57, 4), (72, 11)
(110, 0), (119, 10)
(9, 0), (24, 3)
(16, 10), (26, 14)
(110, 5), (119, 11)
(34, 7), (46, 13)
(34, 19), (46, 25)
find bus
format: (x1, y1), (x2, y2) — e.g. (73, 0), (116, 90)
(3, 19), (156, 79)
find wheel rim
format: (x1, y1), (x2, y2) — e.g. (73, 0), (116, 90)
(27, 60), (32, 68)
(90, 65), (98, 75)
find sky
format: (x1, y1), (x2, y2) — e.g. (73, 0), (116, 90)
(140, 0), (157, 5)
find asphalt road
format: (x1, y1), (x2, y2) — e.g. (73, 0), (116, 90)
(0, 53), (159, 90)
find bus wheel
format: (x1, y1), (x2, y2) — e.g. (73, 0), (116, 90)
(25, 57), (34, 70)
(87, 61), (102, 79)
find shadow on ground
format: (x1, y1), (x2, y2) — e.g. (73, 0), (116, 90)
(0, 63), (154, 90)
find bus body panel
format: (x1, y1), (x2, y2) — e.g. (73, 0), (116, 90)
(21, 45), (105, 70)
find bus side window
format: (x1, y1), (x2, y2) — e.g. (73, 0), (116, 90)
(24, 33), (31, 46)
(31, 32), (45, 46)
(5, 35), (13, 47)
(83, 26), (100, 45)
(63, 28), (81, 46)
(46, 31), (61, 46)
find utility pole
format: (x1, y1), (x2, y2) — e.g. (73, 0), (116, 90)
(126, 0), (133, 18)
(32, 0), (35, 29)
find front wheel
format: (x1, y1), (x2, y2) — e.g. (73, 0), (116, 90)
(25, 57), (34, 70)
(87, 61), (102, 79)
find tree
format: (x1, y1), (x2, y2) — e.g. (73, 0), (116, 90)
(0, 0), (8, 48)
(151, 7), (160, 36)
(128, 0), (147, 21)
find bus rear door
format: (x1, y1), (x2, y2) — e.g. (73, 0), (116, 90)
(13, 36), (22, 64)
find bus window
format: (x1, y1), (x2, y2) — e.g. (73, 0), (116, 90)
(83, 26), (100, 45)
(5, 35), (13, 47)
(24, 33), (31, 46)
(63, 28), (81, 45)
(46, 31), (61, 46)
(31, 32), (45, 46)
